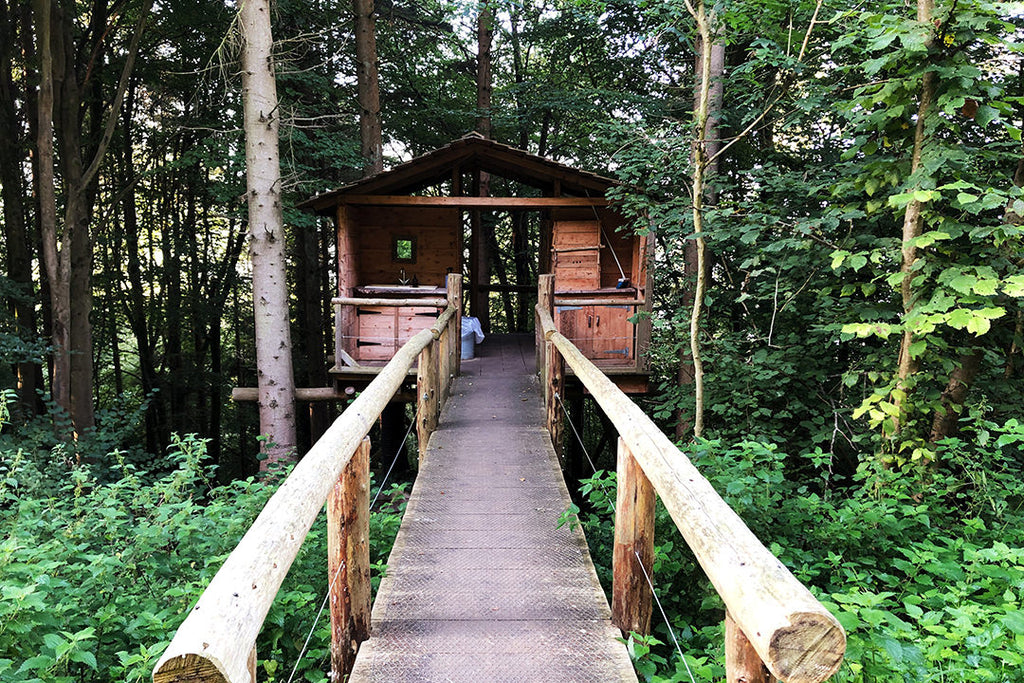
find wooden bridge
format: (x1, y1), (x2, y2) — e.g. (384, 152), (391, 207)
(152, 275), (846, 683)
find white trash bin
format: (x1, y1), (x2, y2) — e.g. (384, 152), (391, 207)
(460, 316), (484, 359)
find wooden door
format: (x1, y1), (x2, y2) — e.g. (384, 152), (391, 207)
(589, 304), (634, 363)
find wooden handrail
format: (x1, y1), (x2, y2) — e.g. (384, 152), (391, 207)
(153, 303), (456, 683)
(536, 301), (845, 683)
(553, 297), (644, 307)
(332, 296), (448, 308)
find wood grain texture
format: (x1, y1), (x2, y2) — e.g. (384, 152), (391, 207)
(537, 308), (845, 683)
(612, 438), (654, 636)
(726, 610), (775, 683)
(417, 341), (437, 465)
(328, 438), (371, 678)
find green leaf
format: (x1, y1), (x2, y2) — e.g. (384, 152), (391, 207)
(913, 231), (950, 248)
(43, 632), (64, 652)
(966, 316), (991, 336)
(1004, 276), (1024, 297)
(1004, 610), (1024, 635)
(69, 650), (98, 670)
(888, 191), (915, 209)
(908, 340), (927, 359)
(972, 279), (999, 296)
(947, 309), (973, 329)
(947, 274), (977, 294)
(913, 190), (937, 202)
(975, 104), (998, 127)
(956, 192), (979, 205)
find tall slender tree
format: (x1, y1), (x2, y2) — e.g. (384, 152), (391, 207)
(34, 0), (151, 435)
(240, 0), (297, 465)
(354, 0), (382, 176)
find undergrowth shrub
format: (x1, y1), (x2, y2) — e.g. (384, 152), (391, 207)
(575, 419), (1024, 682)
(0, 397), (407, 683)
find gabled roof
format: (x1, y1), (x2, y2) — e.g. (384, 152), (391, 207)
(298, 133), (619, 214)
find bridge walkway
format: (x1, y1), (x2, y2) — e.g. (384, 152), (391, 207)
(348, 334), (637, 682)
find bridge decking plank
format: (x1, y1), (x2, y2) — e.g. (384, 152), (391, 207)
(348, 334), (637, 682)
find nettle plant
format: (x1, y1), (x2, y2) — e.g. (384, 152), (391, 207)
(573, 425), (1024, 683)
(0, 395), (407, 683)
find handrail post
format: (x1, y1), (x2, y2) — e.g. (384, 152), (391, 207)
(537, 275), (554, 373)
(544, 338), (564, 462)
(417, 342), (438, 465)
(612, 437), (654, 636)
(447, 272), (462, 381)
(726, 610), (775, 683)
(328, 437), (372, 679)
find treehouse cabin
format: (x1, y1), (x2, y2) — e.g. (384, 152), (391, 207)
(298, 134), (652, 396)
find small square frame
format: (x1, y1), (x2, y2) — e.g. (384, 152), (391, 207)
(392, 235), (416, 263)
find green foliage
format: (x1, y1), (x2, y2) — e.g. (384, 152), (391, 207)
(576, 418), (1024, 681)
(0, 415), (407, 682)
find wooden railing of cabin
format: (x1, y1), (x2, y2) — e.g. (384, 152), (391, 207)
(535, 273), (846, 683)
(151, 274), (461, 683)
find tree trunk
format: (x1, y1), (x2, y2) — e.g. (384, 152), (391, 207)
(37, 0), (151, 436)
(471, 5), (494, 330)
(928, 350), (983, 444)
(476, 1), (492, 139)
(893, 0), (937, 435)
(34, 0), (72, 426)
(677, 1), (722, 440)
(0, 0), (40, 417)
(295, 224), (331, 444)
(240, 0), (297, 466)
(353, 0), (382, 176)
(676, 27), (724, 440)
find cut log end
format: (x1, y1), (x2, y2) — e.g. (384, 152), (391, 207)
(767, 611), (846, 683)
(152, 653), (230, 683)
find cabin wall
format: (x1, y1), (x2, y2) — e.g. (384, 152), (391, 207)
(549, 208), (637, 292)
(549, 207), (645, 370)
(350, 206), (460, 287)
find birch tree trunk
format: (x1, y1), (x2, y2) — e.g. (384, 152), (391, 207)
(240, 0), (297, 465)
(353, 0), (382, 176)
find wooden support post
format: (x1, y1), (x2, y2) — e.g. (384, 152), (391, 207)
(336, 206), (358, 369)
(448, 272), (462, 379)
(328, 437), (371, 679)
(612, 437), (655, 636)
(537, 275), (554, 373)
(726, 610), (775, 683)
(544, 339), (564, 460)
(417, 341), (438, 465)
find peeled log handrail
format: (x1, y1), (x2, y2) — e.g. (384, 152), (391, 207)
(536, 305), (845, 683)
(153, 304), (455, 683)
(331, 296), (448, 308)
